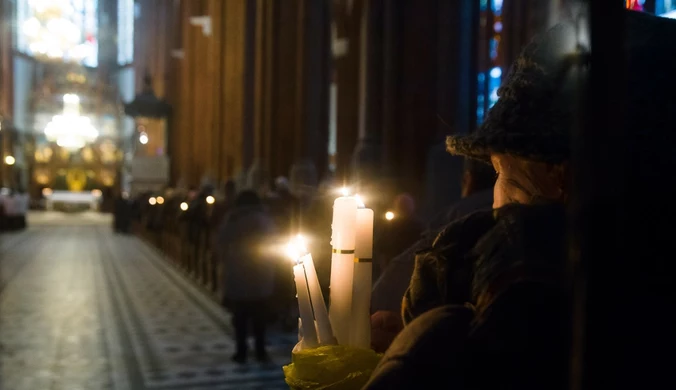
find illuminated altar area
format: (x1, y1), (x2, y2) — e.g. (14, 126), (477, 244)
(12, 0), (128, 205)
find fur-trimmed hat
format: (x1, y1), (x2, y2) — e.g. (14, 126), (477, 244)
(446, 10), (675, 164)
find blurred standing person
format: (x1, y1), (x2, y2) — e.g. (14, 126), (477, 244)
(370, 158), (495, 353)
(267, 176), (300, 236)
(376, 194), (424, 277)
(266, 176), (301, 330)
(210, 180), (237, 232)
(432, 158), (495, 226)
(217, 190), (277, 364)
(113, 191), (132, 233)
(186, 184), (214, 248)
(209, 180), (237, 293)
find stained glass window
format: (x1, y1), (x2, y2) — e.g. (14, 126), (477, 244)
(626, 0), (645, 11)
(626, 0), (676, 19)
(16, 0), (99, 67)
(656, 0), (676, 17)
(118, 0), (134, 65)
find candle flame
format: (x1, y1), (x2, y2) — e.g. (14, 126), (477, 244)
(286, 234), (309, 262)
(354, 194), (365, 208)
(339, 187), (350, 197)
(385, 211), (395, 221)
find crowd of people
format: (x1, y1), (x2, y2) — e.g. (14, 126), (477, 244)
(118, 172), (432, 363)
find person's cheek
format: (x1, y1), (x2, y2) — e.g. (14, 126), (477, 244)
(493, 179), (507, 208)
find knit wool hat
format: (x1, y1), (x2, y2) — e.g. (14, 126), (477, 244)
(447, 19), (584, 164)
(447, 10), (676, 165)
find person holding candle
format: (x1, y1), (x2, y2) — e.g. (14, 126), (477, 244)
(370, 158), (495, 353)
(217, 190), (277, 364)
(365, 16), (587, 389)
(369, 9), (676, 389)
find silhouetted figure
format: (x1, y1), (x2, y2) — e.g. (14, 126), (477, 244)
(267, 176), (300, 236)
(186, 184), (214, 247)
(113, 192), (132, 233)
(370, 158), (495, 353)
(266, 177), (301, 329)
(366, 15), (593, 388)
(217, 190), (277, 364)
(376, 194), (424, 277)
(210, 180), (237, 233)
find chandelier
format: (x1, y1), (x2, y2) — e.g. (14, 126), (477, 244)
(44, 94), (99, 151)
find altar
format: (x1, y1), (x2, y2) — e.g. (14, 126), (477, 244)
(44, 190), (102, 212)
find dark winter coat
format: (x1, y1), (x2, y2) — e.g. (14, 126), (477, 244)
(366, 202), (569, 390)
(217, 205), (277, 302)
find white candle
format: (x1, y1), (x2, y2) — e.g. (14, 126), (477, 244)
(301, 254), (336, 345)
(351, 206), (374, 348)
(329, 196), (359, 345)
(294, 262), (318, 348)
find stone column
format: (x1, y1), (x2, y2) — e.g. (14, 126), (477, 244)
(351, 0), (384, 196)
(296, 0), (331, 177)
(333, 0), (364, 182)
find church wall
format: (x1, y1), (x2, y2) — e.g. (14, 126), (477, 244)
(132, 0), (554, 202)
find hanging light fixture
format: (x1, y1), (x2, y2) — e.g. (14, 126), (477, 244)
(44, 94), (99, 151)
(139, 132), (149, 145)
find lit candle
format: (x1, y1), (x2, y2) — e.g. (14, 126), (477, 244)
(300, 253), (336, 345)
(351, 202), (374, 348)
(294, 261), (318, 349)
(329, 192), (359, 345)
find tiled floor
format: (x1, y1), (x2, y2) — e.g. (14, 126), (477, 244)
(0, 212), (295, 390)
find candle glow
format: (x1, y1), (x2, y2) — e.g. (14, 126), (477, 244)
(286, 235), (308, 262)
(354, 194), (365, 208)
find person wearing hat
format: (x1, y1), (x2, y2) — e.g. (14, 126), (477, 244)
(363, 12), (591, 389)
(365, 9), (676, 389)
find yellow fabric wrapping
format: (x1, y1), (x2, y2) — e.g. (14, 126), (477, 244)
(283, 345), (382, 390)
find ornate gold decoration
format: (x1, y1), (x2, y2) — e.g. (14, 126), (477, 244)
(35, 172), (50, 185)
(66, 169), (88, 192)
(100, 169), (116, 187)
(81, 146), (94, 162)
(34, 146), (53, 163)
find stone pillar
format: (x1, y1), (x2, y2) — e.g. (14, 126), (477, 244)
(351, 0), (384, 196)
(296, 0), (331, 177)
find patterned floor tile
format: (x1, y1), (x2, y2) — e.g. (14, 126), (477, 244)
(0, 212), (295, 390)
